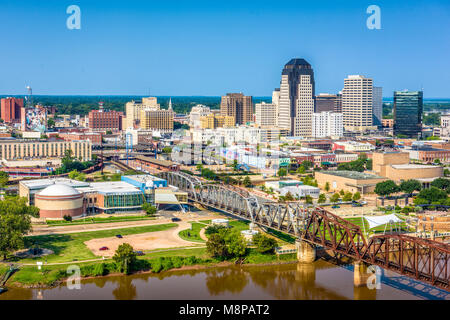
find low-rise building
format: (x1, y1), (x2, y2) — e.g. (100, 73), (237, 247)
(315, 170), (387, 194)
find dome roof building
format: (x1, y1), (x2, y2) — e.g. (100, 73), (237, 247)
(35, 183), (85, 219)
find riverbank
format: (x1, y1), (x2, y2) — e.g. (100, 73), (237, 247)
(4, 251), (298, 289)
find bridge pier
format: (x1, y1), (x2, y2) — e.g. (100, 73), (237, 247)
(296, 240), (316, 263)
(353, 261), (370, 288)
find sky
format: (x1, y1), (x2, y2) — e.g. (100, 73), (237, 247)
(0, 0), (449, 97)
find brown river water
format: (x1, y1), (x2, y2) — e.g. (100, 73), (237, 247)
(1, 260), (448, 300)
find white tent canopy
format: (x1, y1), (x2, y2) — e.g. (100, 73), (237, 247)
(364, 214), (403, 230)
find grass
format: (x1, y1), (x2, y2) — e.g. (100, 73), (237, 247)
(344, 217), (412, 235)
(45, 215), (155, 227)
(17, 223), (177, 264)
(244, 250), (296, 264)
(178, 223), (206, 243)
(143, 247), (208, 260)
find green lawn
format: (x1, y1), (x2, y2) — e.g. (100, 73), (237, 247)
(178, 223), (206, 243)
(143, 247), (208, 259)
(345, 217), (411, 235)
(18, 223), (177, 264)
(45, 215), (155, 227)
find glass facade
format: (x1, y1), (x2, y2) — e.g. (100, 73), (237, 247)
(393, 91), (423, 138)
(103, 193), (143, 209)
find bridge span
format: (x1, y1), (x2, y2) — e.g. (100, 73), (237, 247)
(157, 171), (450, 291)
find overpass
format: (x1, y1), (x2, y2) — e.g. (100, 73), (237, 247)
(157, 171), (450, 291)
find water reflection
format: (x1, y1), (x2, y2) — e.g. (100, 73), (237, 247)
(0, 260), (426, 300)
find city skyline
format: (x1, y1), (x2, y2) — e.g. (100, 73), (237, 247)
(0, 0), (449, 97)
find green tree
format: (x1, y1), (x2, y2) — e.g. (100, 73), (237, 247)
(206, 233), (229, 260)
(415, 187), (447, 204)
(330, 193), (340, 203)
(0, 197), (40, 260)
(284, 191), (295, 202)
(296, 166), (306, 174)
(304, 195), (313, 204)
(375, 180), (399, 198)
(142, 202), (157, 216)
(431, 178), (450, 192)
(113, 243), (137, 274)
(343, 192), (353, 202)
(301, 161), (313, 170)
(47, 118), (55, 128)
(277, 168), (287, 178)
(0, 171), (9, 188)
(352, 192), (361, 202)
(253, 233), (278, 254)
(162, 147), (172, 154)
(242, 176), (252, 187)
(324, 182), (330, 192)
(318, 193), (327, 204)
(400, 179), (422, 194)
(224, 229), (247, 257)
(339, 189), (345, 196)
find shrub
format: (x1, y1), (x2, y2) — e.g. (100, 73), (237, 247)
(172, 256), (184, 268)
(63, 215), (72, 222)
(93, 263), (106, 276)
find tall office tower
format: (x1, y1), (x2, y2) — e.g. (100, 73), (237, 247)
(255, 102), (278, 127)
(125, 97), (160, 129)
(272, 89), (280, 107)
(278, 58), (315, 137)
(393, 90), (423, 138)
(140, 108), (174, 132)
(335, 92), (343, 112)
(372, 86), (383, 128)
(1, 97), (24, 123)
(315, 93), (337, 112)
(312, 111), (344, 138)
(342, 75), (375, 132)
(220, 93), (252, 125)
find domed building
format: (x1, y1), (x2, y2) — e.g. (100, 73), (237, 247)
(35, 184), (85, 219)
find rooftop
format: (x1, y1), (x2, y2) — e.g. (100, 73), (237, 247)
(77, 181), (141, 195)
(320, 170), (384, 180)
(391, 164), (441, 170)
(21, 178), (90, 190)
(38, 184), (81, 197)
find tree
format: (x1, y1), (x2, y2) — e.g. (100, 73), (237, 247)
(352, 192), (361, 202)
(47, 118), (55, 128)
(318, 193), (327, 204)
(374, 180), (399, 203)
(330, 193), (340, 203)
(224, 229), (246, 257)
(415, 187), (447, 204)
(324, 182), (330, 192)
(206, 233), (229, 260)
(284, 191), (295, 202)
(431, 178), (450, 192)
(339, 189), (345, 196)
(113, 243), (137, 274)
(304, 195), (313, 204)
(0, 197), (40, 260)
(343, 192), (353, 202)
(277, 168), (287, 178)
(296, 166), (306, 174)
(0, 171), (9, 188)
(253, 233), (278, 254)
(400, 179), (422, 194)
(162, 147), (172, 154)
(301, 161), (313, 170)
(242, 176), (252, 187)
(142, 202), (157, 216)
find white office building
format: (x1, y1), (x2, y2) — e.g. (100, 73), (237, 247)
(312, 112), (343, 138)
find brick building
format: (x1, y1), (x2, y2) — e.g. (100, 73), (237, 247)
(1, 97), (24, 123)
(88, 109), (123, 132)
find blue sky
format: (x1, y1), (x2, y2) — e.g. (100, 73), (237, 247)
(0, 0), (449, 97)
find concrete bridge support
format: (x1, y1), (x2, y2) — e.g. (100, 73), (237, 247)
(296, 240), (316, 263)
(353, 261), (371, 288)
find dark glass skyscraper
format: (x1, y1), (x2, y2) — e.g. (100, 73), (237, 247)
(393, 91), (423, 137)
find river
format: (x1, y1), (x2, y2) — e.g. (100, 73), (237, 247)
(1, 260), (448, 300)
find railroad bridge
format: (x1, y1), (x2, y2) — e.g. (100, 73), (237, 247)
(157, 171), (450, 291)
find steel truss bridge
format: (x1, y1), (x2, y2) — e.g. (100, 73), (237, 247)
(157, 171), (450, 291)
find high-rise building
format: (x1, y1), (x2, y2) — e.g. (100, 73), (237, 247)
(342, 75), (375, 132)
(278, 58), (315, 137)
(125, 97), (160, 129)
(255, 102), (278, 127)
(315, 94), (337, 113)
(220, 93), (253, 125)
(189, 105), (211, 128)
(140, 108), (174, 132)
(393, 90), (423, 138)
(312, 112), (343, 138)
(1, 97), (24, 123)
(335, 92), (343, 113)
(372, 86), (383, 128)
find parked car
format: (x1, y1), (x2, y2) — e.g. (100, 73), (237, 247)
(171, 217), (181, 222)
(332, 205), (340, 209)
(115, 234), (123, 238)
(99, 246), (109, 251)
(135, 251), (144, 256)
